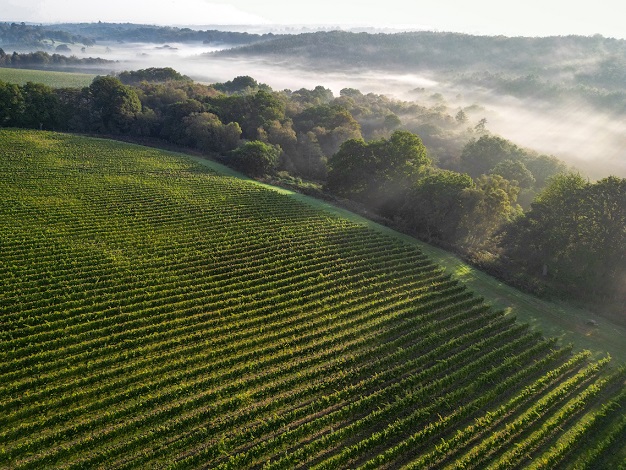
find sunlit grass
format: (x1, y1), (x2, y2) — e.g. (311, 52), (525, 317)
(0, 67), (95, 87)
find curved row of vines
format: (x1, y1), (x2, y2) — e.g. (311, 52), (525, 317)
(1, 129), (624, 469)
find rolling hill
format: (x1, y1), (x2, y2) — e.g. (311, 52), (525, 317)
(1, 129), (624, 468)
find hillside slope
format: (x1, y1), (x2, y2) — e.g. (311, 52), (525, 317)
(1, 130), (624, 468)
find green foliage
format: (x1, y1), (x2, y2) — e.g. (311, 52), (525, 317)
(326, 138), (373, 199)
(182, 112), (241, 153)
(383, 113), (402, 129)
(401, 169), (475, 243)
(229, 140), (280, 176)
(290, 85), (334, 105)
(490, 159), (536, 188)
(0, 49), (111, 68)
(525, 154), (569, 188)
(459, 174), (522, 248)
(0, 79), (23, 125)
(15, 81), (59, 129)
(213, 75), (270, 94)
(460, 134), (526, 178)
(327, 130), (430, 209)
(292, 104), (362, 157)
(89, 75), (141, 133)
(209, 89), (285, 140)
(501, 173), (626, 307)
(117, 67), (188, 85)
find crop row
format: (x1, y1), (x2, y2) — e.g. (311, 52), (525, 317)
(1, 130), (623, 469)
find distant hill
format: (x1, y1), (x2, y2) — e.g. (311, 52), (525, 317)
(216, 30), (626, 113)
(0, 22), (96, 47)
(0, 21), (279, 53)
(41, 22), (280, 46)
(216, 30), (626, 77)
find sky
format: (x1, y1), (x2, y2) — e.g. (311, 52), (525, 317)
(3, 0), (625, 38)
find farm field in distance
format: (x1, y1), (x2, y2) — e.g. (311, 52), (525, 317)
(1, 129), (625, 468)
(0, 67), (96, 88)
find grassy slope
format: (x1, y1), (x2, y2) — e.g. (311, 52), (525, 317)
(185, 154), (626, 363)
(0, 67), (95, 87)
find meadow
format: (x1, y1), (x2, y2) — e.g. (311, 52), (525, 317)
(1, 129), (624, 468)
(0, 67), (95, 87)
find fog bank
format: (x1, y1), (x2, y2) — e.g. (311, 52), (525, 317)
(64, 41), (626, 180)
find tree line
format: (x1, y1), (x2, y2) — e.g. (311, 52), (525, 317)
(0, 69), (622, 320)
(0, 49), (114, 68)
(0, 21), (275, 49)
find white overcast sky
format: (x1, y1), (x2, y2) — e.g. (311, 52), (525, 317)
(3, 0), (624, 38)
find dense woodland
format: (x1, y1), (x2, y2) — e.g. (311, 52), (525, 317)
(0, 22), (95, 48)
(217, 30), (626, 115)
(0, 49), (113, 69)
(0, 67), (624, 322)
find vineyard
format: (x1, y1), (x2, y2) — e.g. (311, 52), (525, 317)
(0, 129), (624, 468)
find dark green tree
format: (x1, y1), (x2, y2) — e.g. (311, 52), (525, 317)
(499, 173), (626, 308)
(0, 80), (23, 126)
(525, 154), (569, 188)
(183, 112), (241, 153)
(327, 130), (430, 213)
(159, 99), (203, 142)
(326, 138), (375, 200)
(229, 140), (280, 176)
(89, 76), (141, 133)
(460, 134), (525, 177)
(401, 169), (475, 243)
(292, 104), (361, 157)
(490, 159), (536, 188)
(460, 174), (522, 248)
(16, 82), (59, 130)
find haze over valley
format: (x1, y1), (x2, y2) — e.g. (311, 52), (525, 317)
(4, 25), (625, 179)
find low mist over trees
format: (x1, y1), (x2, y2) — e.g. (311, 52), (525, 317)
(218, 31), (626, 116)
(0, 67), (623, 319)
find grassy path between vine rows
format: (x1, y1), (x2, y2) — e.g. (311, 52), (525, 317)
(185, 153), (626, 363)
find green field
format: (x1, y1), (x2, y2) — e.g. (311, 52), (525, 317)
(186, 155), (626, 363)
(0, 67), (96, 87)
(1, 129), (625, 468)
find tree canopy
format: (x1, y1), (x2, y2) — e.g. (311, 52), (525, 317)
(327, 130), (430, 212)
(501, 174), (626, 307)
(229, 140), (280, 176)
(89, 76), (141, 133)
